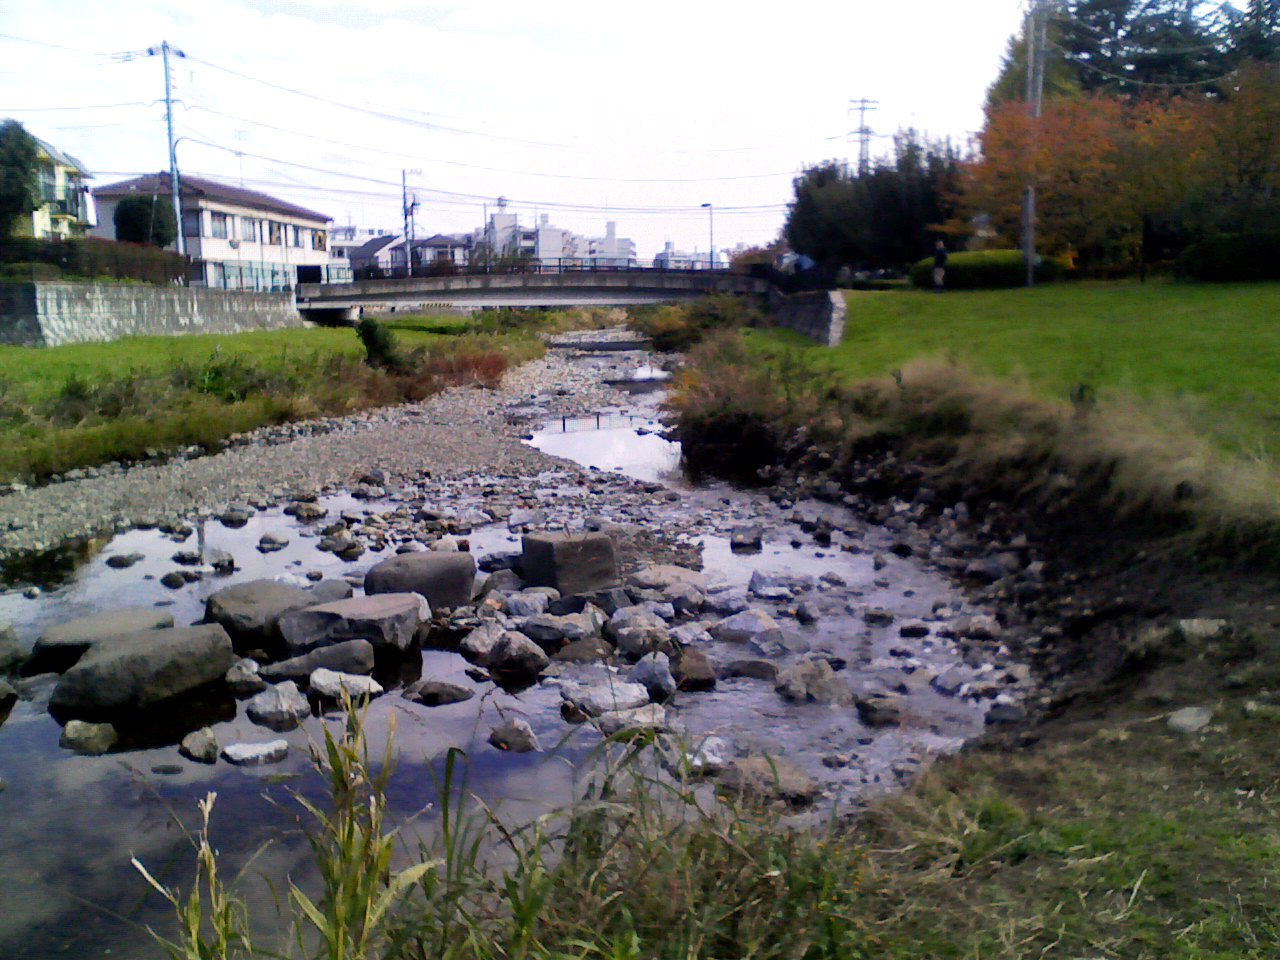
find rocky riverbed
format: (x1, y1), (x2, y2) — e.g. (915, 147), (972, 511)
(0, 328), (1039, 960)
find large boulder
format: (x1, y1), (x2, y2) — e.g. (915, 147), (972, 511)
(459, 621), (506, 667)
(60, 720), (118, 755)
(364, 552), (476, 610)
(626, 564), (709, 593)
(27, 608), (175, 675)
(489, 718), (539, 753)
(719, 756), (818, 807)
(672, 647), (717, 691)
(521, 532), (619, 597)
(0, 623), (25, 675)
(709, 608), (784, 645)
(488, 632), (550, 681)
(561, 680), (650, 718)
(49, 624), (235, 721)
(279, 594), (423, 655)
(258, 639), (375, 684)
(205, 580), (314, 650)
(775, 658), (854, 706)
(631, 652), (677, 702)
(245, 681), (310, 731)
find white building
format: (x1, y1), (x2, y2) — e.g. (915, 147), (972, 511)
(92, 174), (350, 290)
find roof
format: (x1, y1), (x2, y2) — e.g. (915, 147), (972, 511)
(32, 135), (90, 177)
(93, 172), (330, 223)
(418, 233), (467, 247)
(349, 235), (398, 260)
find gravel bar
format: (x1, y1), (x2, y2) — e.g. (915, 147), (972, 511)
(0, 341), (644, 562)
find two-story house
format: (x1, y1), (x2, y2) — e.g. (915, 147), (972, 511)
(91, 173), (350, 290)
(13, 135), (95, 240)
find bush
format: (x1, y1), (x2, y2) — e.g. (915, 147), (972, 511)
(356, 317), (404, 371)
(113, 194), (177, 248)
(630, 293), (763, 352)
(909, 249), (1068, 290)
(1175, 232), (1280, 282)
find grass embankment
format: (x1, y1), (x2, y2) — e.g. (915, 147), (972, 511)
(0, 312), (562, 483)
(647, 280), (1280, 958)
(674, 281), (1280, 548)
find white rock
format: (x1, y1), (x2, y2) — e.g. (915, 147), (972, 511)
(561, 680), (650, 717)
(222, 740), (289, 766)
(309, 668), (384, 700)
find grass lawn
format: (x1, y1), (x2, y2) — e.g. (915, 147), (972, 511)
(0, 313), (543, 482)
(749, 281), (1280, 458)
(0, 320), (454, 403)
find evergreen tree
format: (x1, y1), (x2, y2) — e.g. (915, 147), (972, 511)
(0, 120), (40, 240)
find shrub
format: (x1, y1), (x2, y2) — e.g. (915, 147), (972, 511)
(630, 294), (763, 352)
(113, 194), (178, 248)
(909, 249), (1068, 290)
(1175, 232), (1280, 282)
(356, 317), (405, 371)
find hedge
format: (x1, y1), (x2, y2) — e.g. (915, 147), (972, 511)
(909, 249), (1068, 290)
(1175, 232), (1280, 282)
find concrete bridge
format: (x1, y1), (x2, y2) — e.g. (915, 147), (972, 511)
(295, 269), (768, 320)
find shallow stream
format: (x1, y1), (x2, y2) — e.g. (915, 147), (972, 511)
(0, 346), (1008, 959)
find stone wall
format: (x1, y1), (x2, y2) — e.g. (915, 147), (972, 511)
(764, 289), (846, 347)
(0, 283), (305, 347)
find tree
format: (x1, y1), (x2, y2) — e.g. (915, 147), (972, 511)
(0, 120), (40, 240)
(113, 193), (178, 247)
(784, 133), (963, 273)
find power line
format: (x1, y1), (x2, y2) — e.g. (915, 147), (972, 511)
(181, 50), (845, 157)
(172, 138), (790, 214)
(0, 101), (153, 112)
(182, 104), (799, 184)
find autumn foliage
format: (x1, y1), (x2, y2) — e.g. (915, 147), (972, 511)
(964, 63), (1280, 272)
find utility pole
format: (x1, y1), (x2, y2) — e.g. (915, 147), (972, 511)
(151, 41), (186, 256)
(1021, 2), (1048, 286)
(849, 98), (879, 176)
(401, 168), (420, 276)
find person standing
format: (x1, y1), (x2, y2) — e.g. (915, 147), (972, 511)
(933, 240), (948, 291)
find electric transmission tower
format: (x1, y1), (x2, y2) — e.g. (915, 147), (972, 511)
(849, 98), (879, 176)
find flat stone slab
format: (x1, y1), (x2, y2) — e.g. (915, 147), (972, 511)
(364, 552), (476, 610)
(561, 680), (650, 718)
(205, 580), (315, 648)
(222, 740), (289, 766)
(522, 532), (619, 597)
(279, 594), (423, 655)
(49, 624), (235, 721)
(28, 608), (175, 675)
(309, 668), (384, 700)
(597, 704), (667, 736)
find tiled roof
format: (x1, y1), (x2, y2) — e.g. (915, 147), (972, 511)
(94, 172), (330, 223)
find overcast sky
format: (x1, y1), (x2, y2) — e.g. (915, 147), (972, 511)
(0, 0), (1026, 259)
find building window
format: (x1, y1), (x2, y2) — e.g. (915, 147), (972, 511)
(210, 212), (229, 239)
(241, 218), (258, 242)
(268, 221), (283, 245)
(311, 230), (326, 251)
(291, 226), (305, 248)
(182, 210), (202, 238)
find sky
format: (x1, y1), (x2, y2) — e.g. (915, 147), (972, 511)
(0, 0), (1026, 260)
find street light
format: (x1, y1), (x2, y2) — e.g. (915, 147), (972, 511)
(701, 202), (714, 271)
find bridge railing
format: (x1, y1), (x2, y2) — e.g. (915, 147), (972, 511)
(354, 259), (735, 281)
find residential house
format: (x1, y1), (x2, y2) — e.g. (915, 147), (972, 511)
(91, 173), (350, 290)
(14, 134), (95, 240)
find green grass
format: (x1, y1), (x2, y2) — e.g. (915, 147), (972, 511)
(0, 315), (548, 483)
(751, 281), (1280, 457)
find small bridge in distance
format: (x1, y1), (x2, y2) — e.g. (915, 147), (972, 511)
(295, 269), (768, 320)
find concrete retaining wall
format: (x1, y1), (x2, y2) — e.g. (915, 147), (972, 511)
(765, 289), (846, 347)
(0, 283), (305, 347)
